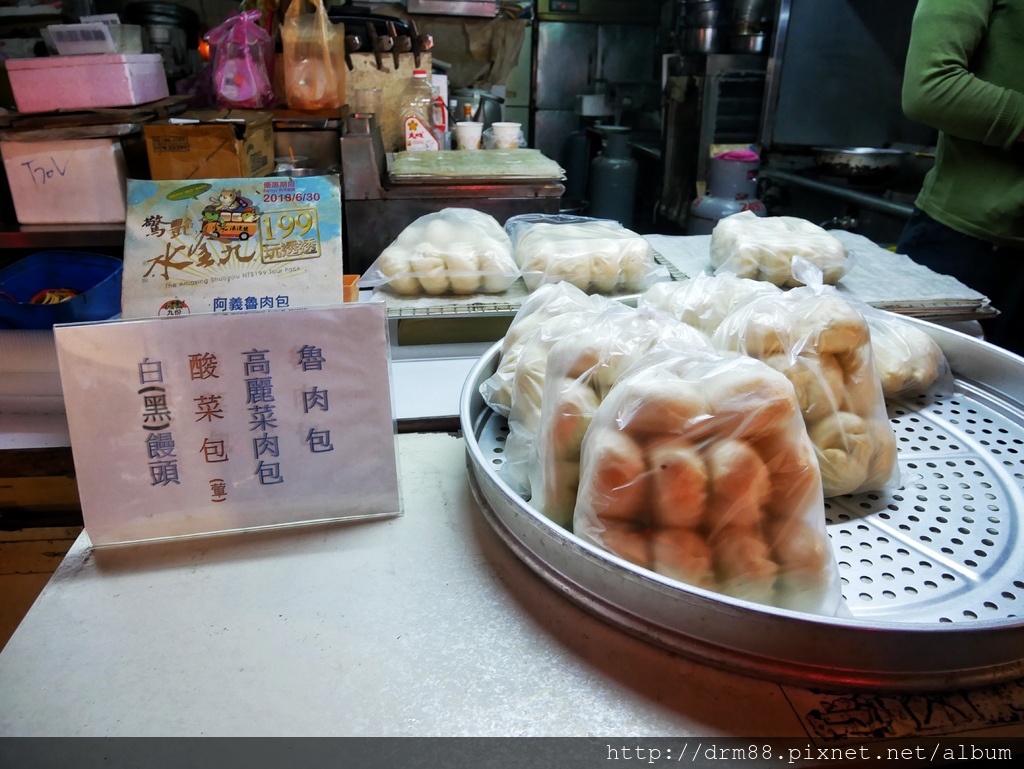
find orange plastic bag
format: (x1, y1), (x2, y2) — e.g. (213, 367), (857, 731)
(281, 0), (345, 110)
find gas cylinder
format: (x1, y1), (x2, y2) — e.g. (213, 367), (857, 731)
(587, 126), (638, 228)
(561, 128), (590, 204)
(687, 149), (767, 235)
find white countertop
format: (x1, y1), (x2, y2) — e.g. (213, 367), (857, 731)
(2, 432), (1024, 740)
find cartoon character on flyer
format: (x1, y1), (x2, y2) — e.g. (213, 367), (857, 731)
(200, 188), (261, 241)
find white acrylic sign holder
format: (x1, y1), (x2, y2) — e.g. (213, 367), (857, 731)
(54, 303), (401, 546)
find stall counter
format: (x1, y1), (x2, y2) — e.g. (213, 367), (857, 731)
(2, 431), (1024, 740)
(0, 432), (791, 736)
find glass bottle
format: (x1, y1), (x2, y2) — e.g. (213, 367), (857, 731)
(401, 69), (440, 152)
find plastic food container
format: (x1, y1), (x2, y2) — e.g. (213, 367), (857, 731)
(0, 251), (123, 330)
(4, 53), (168, 113)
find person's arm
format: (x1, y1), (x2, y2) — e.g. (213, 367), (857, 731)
(903, 0), (1024, 149)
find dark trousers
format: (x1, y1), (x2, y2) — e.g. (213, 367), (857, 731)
(897, 208), (1024, 356)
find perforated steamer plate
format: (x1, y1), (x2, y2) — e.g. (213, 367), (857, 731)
(461, 318), (1024, 692)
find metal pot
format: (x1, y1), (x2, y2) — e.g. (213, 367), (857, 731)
(813, 146), (906, 184)
(730, 32), (766, 53)
(683, 26), (720, 53)
(452, 89), (504, 130)
(684, 6), (720, 26)
(733, 0), (767, 33)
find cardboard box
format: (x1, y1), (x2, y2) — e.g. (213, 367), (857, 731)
(0, 138), (128, 224)
(143, 111), (274, 180)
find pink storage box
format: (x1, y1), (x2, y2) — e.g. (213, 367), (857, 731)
(4, 53), (169, 113)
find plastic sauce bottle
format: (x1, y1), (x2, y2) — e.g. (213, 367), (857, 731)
(402, 69), (440, 152)
(431, 85), (450, 150)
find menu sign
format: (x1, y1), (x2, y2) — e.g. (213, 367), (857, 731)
(54, 304), (401, 546)
(120, 175), (345, 320)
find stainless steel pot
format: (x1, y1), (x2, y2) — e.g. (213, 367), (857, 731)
(684, 6), (720, 26)
(683, 26), (719, 53)
(451, 89), (504, 130)
(813, 146), (906, 183)
(730, 32), (766, 53)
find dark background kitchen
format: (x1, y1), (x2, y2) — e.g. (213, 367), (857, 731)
(0, 0), (936, 247)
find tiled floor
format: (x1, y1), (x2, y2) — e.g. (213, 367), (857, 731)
(0, 526), (81, 651)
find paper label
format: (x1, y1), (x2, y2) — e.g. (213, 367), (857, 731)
(404, 116), (440, 151)
(54, 304), (401, 546)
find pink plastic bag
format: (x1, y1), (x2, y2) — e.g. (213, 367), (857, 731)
(206, 11), (276, 110)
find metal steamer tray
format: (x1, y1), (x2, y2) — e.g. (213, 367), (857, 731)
(460, 319), (1024, 692)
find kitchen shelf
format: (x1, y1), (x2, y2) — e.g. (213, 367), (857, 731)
(0, 222), (126, 252)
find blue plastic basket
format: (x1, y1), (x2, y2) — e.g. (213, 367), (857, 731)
(0, 251), (123, 330)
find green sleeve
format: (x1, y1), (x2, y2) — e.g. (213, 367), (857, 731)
(902, 0), (1024, 148)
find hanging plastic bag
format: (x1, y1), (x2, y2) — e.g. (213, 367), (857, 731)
(281, 0), (346, 111)
(206, 11), (276, 110)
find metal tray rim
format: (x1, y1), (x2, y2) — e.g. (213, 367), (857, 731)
(459, 322), (1024, 691)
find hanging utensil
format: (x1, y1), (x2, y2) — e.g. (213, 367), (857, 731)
(393, 32), (413, 69)
(386, 21), (400, 69)
(408, 19), (432, 68)
(365, 21), (393, 71)
(344, 34), (362, 71)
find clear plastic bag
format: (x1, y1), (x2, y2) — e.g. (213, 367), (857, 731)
(639, 271), (783, 337)
(499, 309), (610, 494)
(281, 0), (346, 110)
(573, 348), (844, 616)
(865, 309), (950, 399)
(712, 285), (899, 497)
(505, 214), (666, 294)
(710, 211), (850, 288)
(527, 305), (715, 528)
(359, 208), (519, 296)
(206, 11), (276, 109)
(479, 282), (611, 418)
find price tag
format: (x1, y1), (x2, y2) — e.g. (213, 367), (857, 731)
(54, 304), (401, 546)
(120, 175), (346, 320)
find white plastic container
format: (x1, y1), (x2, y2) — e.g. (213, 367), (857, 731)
(4, 53), (168, 113)
(0, 138), (128, 224)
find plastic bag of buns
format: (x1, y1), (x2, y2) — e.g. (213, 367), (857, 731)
(639, 271), (783, 337)
(360, 208), (519, 296)
(525, 305), (715, 527)
(506, 214), (666, 294)
(573, 348), (843, 615)
(479, 282), (612, 418)
(864, 310), (949, 399)
(712, 285), (899, 497)
(710, 211), (850, 288)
